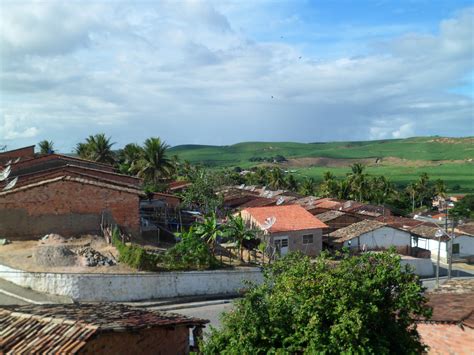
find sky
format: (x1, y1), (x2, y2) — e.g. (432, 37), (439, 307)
(0, 0), (473, 152)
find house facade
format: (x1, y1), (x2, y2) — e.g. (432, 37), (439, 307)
(329, 220), (412, 251)
(240, 205), (327, 257)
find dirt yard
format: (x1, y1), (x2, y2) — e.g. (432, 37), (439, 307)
(0, 235), (141, 273)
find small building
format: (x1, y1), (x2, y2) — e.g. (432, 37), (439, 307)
(417, 279), (474, 354)
(0, 303), (208, 354)
(410, 225), (474, 263)
(328, 219), (412, 252)
(240, 205), (328, 257)
(315, 210), (363, 234)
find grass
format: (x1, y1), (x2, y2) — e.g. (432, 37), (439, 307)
(169, 136), (474, 167)
(170, 136), (473, 193)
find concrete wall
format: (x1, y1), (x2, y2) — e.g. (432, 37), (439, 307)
(0, 264), (263, 301)
(343, 227), (412, 249)
(400, 256), (434, 277)
(413, 237), (448, 262)
(0, 179), (141, 239)
(454, 235), (474, 257)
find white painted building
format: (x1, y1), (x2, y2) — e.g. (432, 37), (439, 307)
(410, 225), (474, 262)
(329, 220), (412, 250)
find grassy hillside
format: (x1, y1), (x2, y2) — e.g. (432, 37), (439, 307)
(170, 137), (474, 167)
(169, 137), (474, 192)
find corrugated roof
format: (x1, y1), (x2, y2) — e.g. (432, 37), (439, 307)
(0, 303), (208, 354)
(329, 220), (387, 243)
(243, 205), (327, 233)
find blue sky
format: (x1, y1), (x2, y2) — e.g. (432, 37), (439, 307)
(1, 0), (473, 152)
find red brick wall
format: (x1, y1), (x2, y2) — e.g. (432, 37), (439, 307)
(0, 146), (35, 165)
(0, 179), (140, 239)
(417, 323), (474, 354)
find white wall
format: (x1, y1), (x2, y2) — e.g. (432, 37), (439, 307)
(454, 235), (474, 257)
(400, 257), (434, 277)
(343, 227), (411, 249)
(412, 237), (448, 261)
(0, 264), (263, 302)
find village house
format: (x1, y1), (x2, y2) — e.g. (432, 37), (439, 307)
(315, 210), (363, 235)
(0, 303), (208, 354)
(0, 146), (180, 241)
(240, 205), (327, 257)
(417, 279), (474, 354)
(328, 219), (412, 252)
(410, 224), (474, 263)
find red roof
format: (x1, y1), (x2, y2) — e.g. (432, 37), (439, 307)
(243, 205), (328, 233)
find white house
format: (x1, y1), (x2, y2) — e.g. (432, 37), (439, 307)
(411, 225), (474, 262)
(328, 220), (412, 250)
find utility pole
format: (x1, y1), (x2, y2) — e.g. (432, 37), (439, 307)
(445, 206), (451, 280)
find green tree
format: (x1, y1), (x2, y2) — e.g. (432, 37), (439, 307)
(203, 252), (431, 354)
(137, 137), (173, 184)
(181, 169), (222, 213)
(225, 214), (257, 261)
(347, 163), (368, 201)
(286, 174), (298, 192)
(300, 177), (316, 196)
(318, 171), (339, 197)
(38, 140), (54, 154)
(194, 213), (224, 256)
(369, 175), (395, 204)
(75, 133), (115, 164)
(434, 179), (447, 198)
(450, 194), (474, 219)
(267, 168), (287, 190)
(117, 143), (144, 175)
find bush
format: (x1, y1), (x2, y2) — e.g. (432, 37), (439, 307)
(162, 227), (219, 270)
(111, 227), (160, 271)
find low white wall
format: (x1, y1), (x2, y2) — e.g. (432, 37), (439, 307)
(0, 264), (263, 302)
(400, 257), (434, 277)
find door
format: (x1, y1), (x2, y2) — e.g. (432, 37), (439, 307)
(274, 236), (289, 256)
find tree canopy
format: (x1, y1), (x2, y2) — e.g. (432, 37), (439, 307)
(203, 251), (431, 354)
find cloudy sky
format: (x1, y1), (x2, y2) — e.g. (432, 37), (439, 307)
(1, 0), (473, 152)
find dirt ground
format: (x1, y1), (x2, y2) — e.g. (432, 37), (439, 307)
(0, 235), (141, 273)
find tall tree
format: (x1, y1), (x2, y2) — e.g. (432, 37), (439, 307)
(117, 143), (143, 175)
(75, 134), (115, 164)
(434, 179), (447, 199)
(286, 174), (298, 192)
(300, 177), (316, 196)
(347, 163), (368, 201)
(268, 168), (287, 190)
(226, 214), (257, 261)
(319, 171), (339, 197)
(203, 252), (431, 354)
(138, 137), (173, 184)
(38, 140), (54, 154)
(194, 213), (224, 256)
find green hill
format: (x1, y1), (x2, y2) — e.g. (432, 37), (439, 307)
(169, 137), (474, 192)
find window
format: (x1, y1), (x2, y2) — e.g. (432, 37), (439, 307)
(303, 234), (313, 244)
(274, 238), (288, 248)
(452, 243), (460, 254)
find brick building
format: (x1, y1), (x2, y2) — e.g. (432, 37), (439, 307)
(0, 303), (208, 354)
(240, 205), (327, 257)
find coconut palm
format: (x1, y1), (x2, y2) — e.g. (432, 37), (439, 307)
(286, 174), (298, 191)
(195, 213), (224, 256)
(75, 142), (90, 159)
(347, 163), (368, 201)
(86, 134), (116, 164)
(300, 177), (316, 196)
(226, 214), (257, 261)
(137, 137), (173, 184)
(434, 179), (447, 198)
(118, 143), (143, 175)
(268, 168), (287, 190)
(318, 172), (338, 197)
(38, 140), (54, 154)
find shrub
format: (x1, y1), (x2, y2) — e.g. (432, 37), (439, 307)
(111, 227), (160, 271)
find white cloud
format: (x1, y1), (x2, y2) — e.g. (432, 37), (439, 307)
(0, 2), (472, 150)
(0, 114), (39, 140)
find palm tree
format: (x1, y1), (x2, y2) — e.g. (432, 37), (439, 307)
(86, 134), (116, 164)
(347, 163), (368, 201)
(434, 179), (447, 199)
(138, 137), (173, 184)
(119, 143), (143, 175)
(38, 140), (54, 154)
(75, 142), (90, 159)
(300, 177), (316, 196)
(369, 176), (395, 204)
(268, 168), (286, 190)
(226, 214), (257, 261)
(318, 172), (338, 197)
(195, 213), (223, 256)
(286, 174), (298, 192)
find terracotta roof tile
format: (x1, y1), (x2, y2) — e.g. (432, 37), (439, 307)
(0, 303), (208, 354)
(315, 210), (346, 222)
(243, 205), (327, 233)
(329, 220), (386, 243)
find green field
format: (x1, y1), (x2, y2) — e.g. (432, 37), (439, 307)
(170, 137), (474, 192)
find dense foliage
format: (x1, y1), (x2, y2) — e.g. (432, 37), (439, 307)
(203, 252), (431, 354)
(450, 194), (474, 219)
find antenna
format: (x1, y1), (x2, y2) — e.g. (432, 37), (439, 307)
(276, 197), (285, 205)
(3, 176), (18, 190)
(261, 216), (276, 231)
(5, 160), (12, 166)
(0, 165), (12, 181)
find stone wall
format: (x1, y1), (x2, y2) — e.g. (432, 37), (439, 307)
(0, 178), (141, 239)
(0, 263), (264, 301)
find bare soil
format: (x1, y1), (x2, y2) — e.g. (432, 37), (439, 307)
(0, 235), (139, 273)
